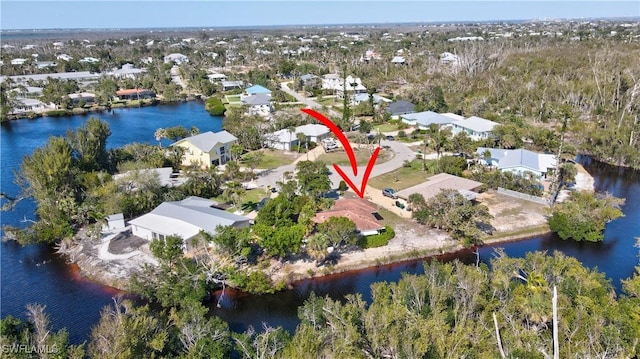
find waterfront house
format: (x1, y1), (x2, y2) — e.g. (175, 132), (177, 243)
(115, 88), (156, 100)
(312, 198), (385, 236)
(476, 147), (557, 179)
(241, 93), (273, 117)
(171, 130), (238, 168)
(68, 92), (96, 106)
(128, 196), (251, 252)
(221, 80), (244, 91)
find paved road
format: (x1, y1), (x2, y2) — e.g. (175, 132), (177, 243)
(170, 65), (187, 90)
(279, 81), (340, 118)
(253, 138), (417, 191)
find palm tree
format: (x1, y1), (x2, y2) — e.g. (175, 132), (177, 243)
(154, 128), (166, 147)
(296, 132), (307, 153)
(222, 181), (245, 209)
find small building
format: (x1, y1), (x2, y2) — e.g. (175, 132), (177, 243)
(56, 54), (73, 61)
(352, 93), (391, 105)
(79, 57), (100, 63)
(163, 53), (189, 64)
(109, 64), (147, 80)
(103, 213), (125, 232)
(221, 80), (244, 91)
(391, 56), (406, 65)
(12, 98), (52, 114)
(207, 73), (227, 82)
(115, 89), (156, 100)
(171, 130), (238, 168)
(10, 58), (28, 65)
(128, 196), (251, 252)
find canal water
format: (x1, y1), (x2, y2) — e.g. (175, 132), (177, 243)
(1, 102), (639, 343)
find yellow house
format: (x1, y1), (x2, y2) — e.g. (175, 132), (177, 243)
(171, 130), (238, 168)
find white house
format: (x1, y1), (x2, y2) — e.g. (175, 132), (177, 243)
(477, 147), (557, 179)
(241, 94), (273, 117)
(128, 196), (251, 251)
(401, 111), (454, 129)
(391, 56), (406, 65)
(264, 129), (298, 151)
(12, 99), (53, 114)
(56, 54), (73, 61)
(451, 116), (499, 140)
(294, 124), (331, 143)
(321, 74), (367, 97)
(79, 57), (100, 63)
(163, 53), (189, 64)
(10, 58), (28, 65)
(440, 52), (460, 65)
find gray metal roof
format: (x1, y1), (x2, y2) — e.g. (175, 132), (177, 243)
(0, 71), (102, 84)
(242, 94), (272, 106)
(401, 111), (452, 126)
(129, 196), (250, 238)
(476, 147), (556, 173)
(172, 131), (237, 152)
(387, 100), (415, 115)
(454, 116), (498, 133)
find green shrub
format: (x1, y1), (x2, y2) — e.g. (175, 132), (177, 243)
(359, 226), (395, 248)
(338, 180), (348, 192)
(205, 97), (226, 116)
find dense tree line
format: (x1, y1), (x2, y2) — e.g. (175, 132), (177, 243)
(3, 251), (640, 357)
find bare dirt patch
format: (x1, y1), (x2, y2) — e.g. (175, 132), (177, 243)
(477, 190), (549, 233)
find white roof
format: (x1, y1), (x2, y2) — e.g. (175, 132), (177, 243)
(266, 128), (295, 143)
(295, 124), (330, 137)
(441, 113), (465, 121)
(454, 116), (499, 133)
(128, 197), (250, 239)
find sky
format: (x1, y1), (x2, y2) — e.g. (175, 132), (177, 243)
(1, 1), (638, 30)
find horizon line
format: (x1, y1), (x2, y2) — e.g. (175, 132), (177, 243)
(2, 16), (638, 32)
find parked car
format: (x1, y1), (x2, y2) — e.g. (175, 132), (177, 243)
(382, 188), (398, 199)
(385, 135), (395, 141)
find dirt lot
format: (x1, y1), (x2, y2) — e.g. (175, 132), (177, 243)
(476, 190), (549, 233)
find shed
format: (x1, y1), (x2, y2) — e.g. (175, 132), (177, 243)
(103, 213), (125, 232)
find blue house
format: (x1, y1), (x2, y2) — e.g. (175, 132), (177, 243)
(245, 85), (272, 96)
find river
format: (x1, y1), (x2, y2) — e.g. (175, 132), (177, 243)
(1, 102), (639, 344)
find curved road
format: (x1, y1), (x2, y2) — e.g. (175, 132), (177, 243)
(279, 81), (340, 118)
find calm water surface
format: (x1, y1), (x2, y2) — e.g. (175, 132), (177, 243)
(1, 103), (638, 343)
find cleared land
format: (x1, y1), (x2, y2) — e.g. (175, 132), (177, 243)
(316, 147), (393, 166)
(368, 160), (432, 190)
(244, 149), (298, 169)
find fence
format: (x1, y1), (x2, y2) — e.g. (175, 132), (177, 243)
(497, 187), (550, 205)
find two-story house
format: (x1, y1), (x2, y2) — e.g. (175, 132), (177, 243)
(171, 130), (238, 168)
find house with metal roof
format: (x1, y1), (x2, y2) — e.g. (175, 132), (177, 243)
(451, 116), (499, 140)
(128, 196), (251, 251)
(401, 111), (454, 128)
(241, 93), (273, 117)
(476, 147), (557, 179)
(245, 84), (272, 96)
(395, 173), (483, 202)
(164, 53), (189, 64)
(171, 130), (238, 168)
(294, 124), (331, 143)
(221, 80), (244, 91)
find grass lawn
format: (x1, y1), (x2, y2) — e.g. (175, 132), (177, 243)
(316, 148), (392, 166)
(374, 123), (400, 132)
(244, 149), (298, 169)
(225, 95), (242, 104)
(317, 97), (337, 106)
(368, 159), (432, 191)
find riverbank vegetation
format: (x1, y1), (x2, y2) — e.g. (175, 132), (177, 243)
(549, 191), (625, 242)
(3, 251), (639, 357)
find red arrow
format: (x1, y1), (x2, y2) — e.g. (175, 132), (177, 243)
(301, 108), (380, 198)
